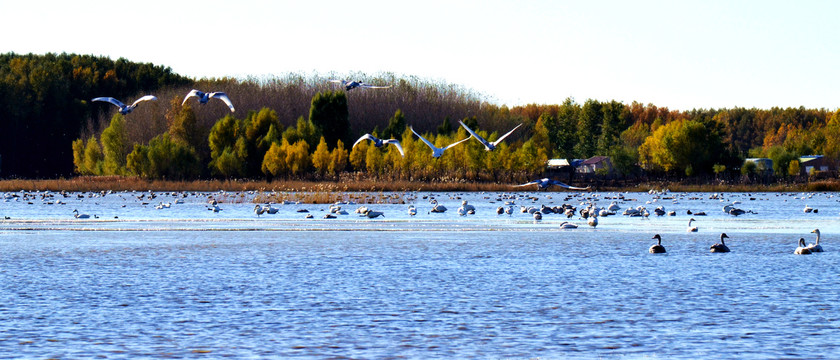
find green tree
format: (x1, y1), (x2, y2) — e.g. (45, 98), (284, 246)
(262, 140), (288, 177)
(83, 136), (104, 175)
(309, 91), (350, 149)
(574, 99), (602, 157)
(382, 109), (406, 140)
(100, 114), (129, 175)
(72, 138), (87, 175)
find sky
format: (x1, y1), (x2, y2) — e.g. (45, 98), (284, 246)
(2, 0), (838, 111)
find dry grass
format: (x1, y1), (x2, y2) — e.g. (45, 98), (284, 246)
(1, 176), (831, 197)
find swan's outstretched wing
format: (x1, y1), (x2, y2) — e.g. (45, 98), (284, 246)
(210, 92), (235, 112)
(353, 133), (378, 149)
(130, 95), (157, 107)
(458, 120), (490, 147)
(359, 83), (392, 89)
(516, 180), (541, 187)
(549, 180), (590, 190)
(329, 79), (346, 84)
(92, 97), (125, 108)
(492, 123), (523, 146)
(384, 139), (404, 156)
(410, 126), (437, 150)
(182, 89), (203, 105)
(443, 136), (471, 150)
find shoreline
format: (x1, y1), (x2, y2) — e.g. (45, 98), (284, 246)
(1, 176), (839, 193)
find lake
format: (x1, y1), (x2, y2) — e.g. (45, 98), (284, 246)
(1, 190), (838, 358)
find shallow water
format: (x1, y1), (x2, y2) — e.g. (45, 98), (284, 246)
(1, 190), (839, 358)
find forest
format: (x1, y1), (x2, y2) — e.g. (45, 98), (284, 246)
(2, 52), (839, 184)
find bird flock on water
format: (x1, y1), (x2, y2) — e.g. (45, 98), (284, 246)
(2, 189), (831, 256)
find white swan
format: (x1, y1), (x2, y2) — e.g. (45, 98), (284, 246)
(329, 79), (392, 91)
(182, 89), (235, 112)
(559, 221), (578, 229)
(516, 178), (590, 191)
(92, 95), (157, 115)
(687, 218), (698, 232)
(710, 233), (731, 253)
(807, 229), (824, 252)
(429, 199), (447, 213)
(72, 209), (90, 219)
(649, 234), (666, 253)
(795, 238), (812, 254)
(352, 134), (404, 156)
(254, 204), (266, 216)
(588, 215), (598, 228)
(408, 205), (417, 216)
(457, 120), (523, 151)
(410, 126), (470, 158)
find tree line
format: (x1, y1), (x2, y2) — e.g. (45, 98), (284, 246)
(3, 52), (840, 182)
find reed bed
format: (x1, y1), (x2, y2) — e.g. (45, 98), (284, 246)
(0, 176), (835, 197)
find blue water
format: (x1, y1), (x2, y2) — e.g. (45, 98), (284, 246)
(1, 190), (839, 358)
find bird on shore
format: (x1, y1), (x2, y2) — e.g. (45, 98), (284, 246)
(329, 79), (392, 91)
(710, 233), (731, 253)
(352, 134), (404, 156)
(458, 120), (523, 151)
(807, 229), (824, 252)
(410, 126), (470, 158)
(182, 89), (235, 112)
(795, 238), (812, 255)
(92, 95), (157, 115)
(649, 234), (666, 253)
(516, 178), (590, 191)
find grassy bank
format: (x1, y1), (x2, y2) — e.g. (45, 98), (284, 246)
(1, 176), (838, 193)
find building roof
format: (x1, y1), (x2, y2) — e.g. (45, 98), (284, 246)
(581, 156), (609, 165)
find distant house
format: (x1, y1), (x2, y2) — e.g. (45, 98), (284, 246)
(546, 158), (571, 170)
(799, 155), (834, 176)
(577, 156), (613, 175)
(744, 158), (773, 175)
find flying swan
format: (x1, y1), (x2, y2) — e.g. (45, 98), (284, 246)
(410, 126), (470, 158)
(182, 89), (235, 112)
(458, 120), (523, 151)
(92, 95), (157, 115)
(352, 134), (404, 156)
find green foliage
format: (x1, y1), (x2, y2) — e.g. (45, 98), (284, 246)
(101, 114), (129, 175)
(437, 117), (454, 135)
(282, 116), (319, 148)
(72, 138), (86, 175)
(741, 161), (757, 175)
(381, 109), (406, 140)
(788, 160), (801, 177)
(126, 132), (200, 179)
(574, 99), (603, 157)
(309, 91), (350, 149)
(1, 52), (189, 176)
(83, 136), (104, 175)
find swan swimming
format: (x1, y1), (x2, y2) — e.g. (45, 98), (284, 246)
(182, 89), (235, 112)
(352, 134), (404, 156)
(329, 79), (392, 91)
(92, 95), (157, 115)
(429, 199), (448, 213)
(72, 209), (90, 219)
(807, 229), (824, 252)
(687, 218), (698, 232)
(457, 120), (523, 151)
(516, 178), (590, 191)
(710, 233), (731, 253)
(410, 126), (470, 158)
(795, 238), (812, 254)
(649, 234), (666, 253)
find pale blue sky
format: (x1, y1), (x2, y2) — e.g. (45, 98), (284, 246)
(2, 0), (838, 111)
